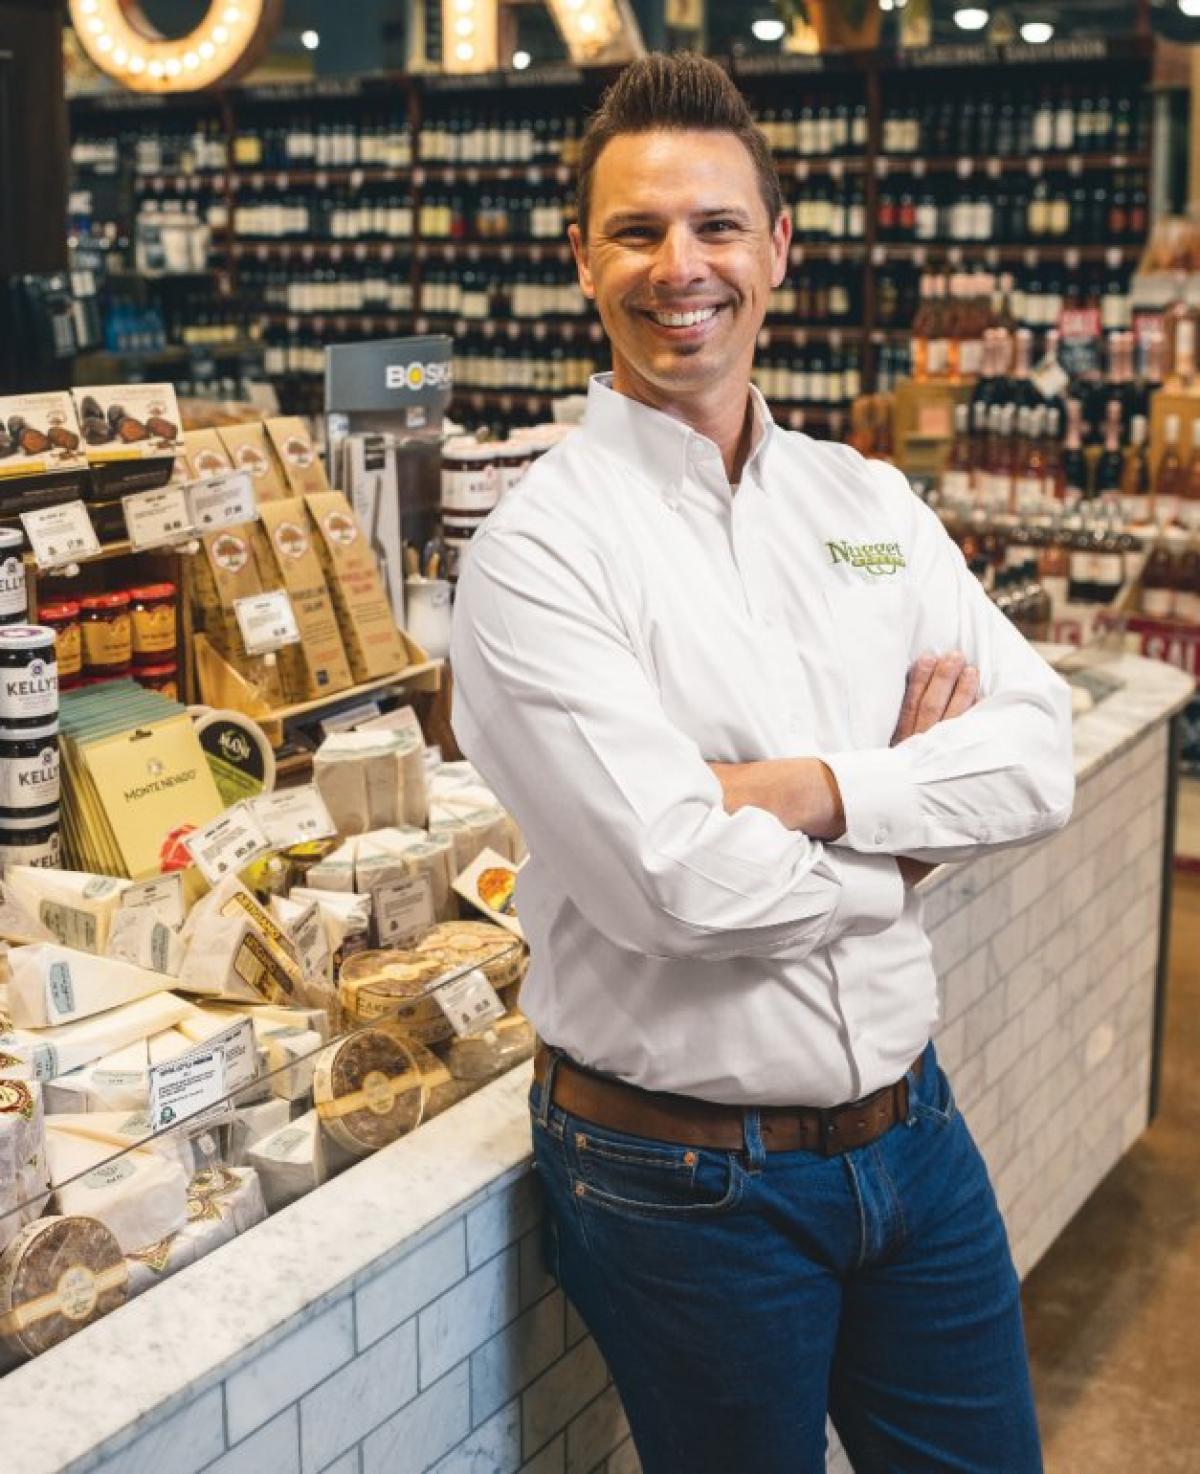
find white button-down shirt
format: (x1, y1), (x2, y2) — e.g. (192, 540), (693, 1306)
(450, 375), (1074, 1106)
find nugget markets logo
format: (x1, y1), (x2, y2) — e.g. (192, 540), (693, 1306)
(826, 539), (906, 577)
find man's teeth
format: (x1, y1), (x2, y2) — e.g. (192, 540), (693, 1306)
(651, 307), (718, 327)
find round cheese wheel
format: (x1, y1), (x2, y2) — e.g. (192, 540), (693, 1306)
(0, 1216), (127, 1359)
(415, 922), (524, 989)
(313, 1029), (424, 1157)
(440, 1010), (537, 1083)
(338, 948), (453, 1037)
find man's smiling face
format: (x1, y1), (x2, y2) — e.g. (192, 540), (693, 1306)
(569, 129), (790, 409)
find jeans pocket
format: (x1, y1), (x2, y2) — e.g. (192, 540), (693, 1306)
(911, 1054), (957, 1128)
(566, 1120), (744, 1220)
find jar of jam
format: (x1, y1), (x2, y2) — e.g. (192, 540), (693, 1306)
(80, 591), (132, 679)
(136, 661), (179, 700)
(38, 601), (82, 691)
(128, 583), (177, 667)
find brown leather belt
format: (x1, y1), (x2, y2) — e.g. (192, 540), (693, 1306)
(533, 1046), (923, 1158)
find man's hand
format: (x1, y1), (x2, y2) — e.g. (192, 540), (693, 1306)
(891, 651), (980, 747)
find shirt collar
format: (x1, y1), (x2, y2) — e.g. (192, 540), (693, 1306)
(581, 373), (776, 504)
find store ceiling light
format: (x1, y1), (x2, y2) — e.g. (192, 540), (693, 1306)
(441, 0), (497, 71)
(1019, 20), (1053, 41)
(953, 6), (990, 28)
(68, 0), (281, 92)
(1179, 0), (1200, 16)
(545, 0), (644, 61)
(512, 49), (531, 69)
(300, 28), (319, 49)
(751, 17), (786, 41)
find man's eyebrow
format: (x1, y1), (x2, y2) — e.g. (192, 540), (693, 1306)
(600, 206), (754, 228)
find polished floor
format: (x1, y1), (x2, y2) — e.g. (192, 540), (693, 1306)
(1022, 857), (1200, 1472)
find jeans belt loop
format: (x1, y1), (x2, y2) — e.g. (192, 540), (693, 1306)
(535, 1046), (565, 1128)
(741, 1107), (767, 1173)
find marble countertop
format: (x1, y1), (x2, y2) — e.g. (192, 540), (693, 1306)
(0, 651), (1191, 1473)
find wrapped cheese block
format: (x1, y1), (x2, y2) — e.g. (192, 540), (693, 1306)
(0, 1081), (49, 1253)
(45, 1126), (189, 1254)
(288, 888), (371, 972)
(352, 827), (456, 921)
(269, 896), (334, 991)
(428, 816), (475, 877)
(175, 1007), (252, 1048)
(246, 1109), (328, 1212)
(313, 1029), (423, 1158)
(126, 1166), (267, 1299)
(337, 948), (455, 1041)
(177, 878), (303, 1006)
(104, 907), (183, 978)
(202, 999), (332, 1044)
(430, 794), (511, 868)
(42, 1039), (150, 1115)
(148, 1028), (193, 1066)
(3, 869), (130, 954)
(0, 991), (194, 1081)
(313, 741), (369, 836)
(353, 828), (424, 893)
(42, 1110), (191, 1175)
(438, 1010), (536, 1084)
(0, 1216), (127, 1360)
(262, 1026), (323, 1102)
(303, 837), (359, 893)
(227, 1097), (291, 1167)
(8, 944), (172, 1029)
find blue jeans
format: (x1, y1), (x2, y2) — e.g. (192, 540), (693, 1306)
(530, 1040), (1043, 1474)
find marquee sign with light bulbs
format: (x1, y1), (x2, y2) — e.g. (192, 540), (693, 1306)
(68, 0), (282, 94)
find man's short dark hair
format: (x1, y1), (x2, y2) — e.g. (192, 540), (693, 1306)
(576, 52), (785, 240)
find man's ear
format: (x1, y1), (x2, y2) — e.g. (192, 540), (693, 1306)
(568, 222), (596, 300)
(770, 210), (792, 290)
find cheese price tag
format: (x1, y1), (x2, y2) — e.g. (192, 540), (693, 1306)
(373, 874), (435, 948)
(122, 485), (194, 550)
(234, 590), (301, 655)
(433, 966), (505, 1038)
(286, 899), (332, 984)
(182, 801), (272, 884)
(20, 501), (101, 569)
(185, 470), (258, 532)
(120, 872), (186, 929)
(250, 784), (337, 848)
(149, 1045), (224, 1131)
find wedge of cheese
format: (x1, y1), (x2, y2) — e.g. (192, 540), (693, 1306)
(4, 869), (130, 954)
(0, 992), (194, 1082)
(228, 1097), (291, 1167)
(8, 944), (172, 1030)
(42, 1039), (151, 1115)
(0, 1081), (49, 1254)
(104, 907), (184, 978)
(178, 879), (302, 1006)
(45, 1126), (189, 1254)
(246, 1108), (328, 1212)
(262, 1026), (323, 1102)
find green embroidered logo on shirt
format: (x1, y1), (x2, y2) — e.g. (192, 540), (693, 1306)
(826, 540), (906, 577)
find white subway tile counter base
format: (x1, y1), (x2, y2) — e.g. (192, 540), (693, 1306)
(0, 654), (1189, 1474)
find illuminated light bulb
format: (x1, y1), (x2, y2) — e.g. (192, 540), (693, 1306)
(751, 17), (786, 39)
(164, 57), (182, 75)
(213, 25), (229, 42)
(148, 59), (164, 76)
(300, 29), (320, 48)
(128, 54), (146, 72)
(184, 51), (199, 68)
(1179, 0), (1200, 14)
(87, 16), (104, 33)
(512, 49), (531, 69)
(78, 0), (97, 12)
(113, 47), (127, 64)
(199, 40), (215, 58)
(952, 6), (989, 27)
(224, 6), (241, 22)
(1019, 20), (1053, 41)
(97, 33), (112, 50)
(455, 17), (474, 35)
(579, 11), (598, 31)
(455, 40), (475, 59)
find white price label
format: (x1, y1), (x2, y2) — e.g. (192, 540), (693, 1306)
(433, 967), (505, 1038)
(20, 501), (100, 569)
(185, 470), (258, 532)
(122, 484), (193, 549)
(148, 1017), (256, 1131)
(234, 590), (301, 655)
(250, 784), (337, 848)
(182, 801), (272, 884)
(120, 872), (186, 929)
(373, 874), (435, 948)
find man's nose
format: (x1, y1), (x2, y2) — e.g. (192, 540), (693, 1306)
(649, 225), (705, 288)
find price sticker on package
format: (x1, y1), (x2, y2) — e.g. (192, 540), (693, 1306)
(20, 501), (101, 570)
(286, 899), (332, 985)
(185, 470), (258, 533)
(373, 874), (435, 948)
(250, 785), (337, 848)
(122, 484), (194, 550)
(433, 966), (505, 1038)
(148, 1017), (256, 1130)
(120, 871), (186, 929)
(234, 590), (301, 655)
(182, 801), (272, 884)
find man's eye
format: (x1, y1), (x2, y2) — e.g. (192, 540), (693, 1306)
(616, 226), (654, 240)
(703, 219), (739, 233)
